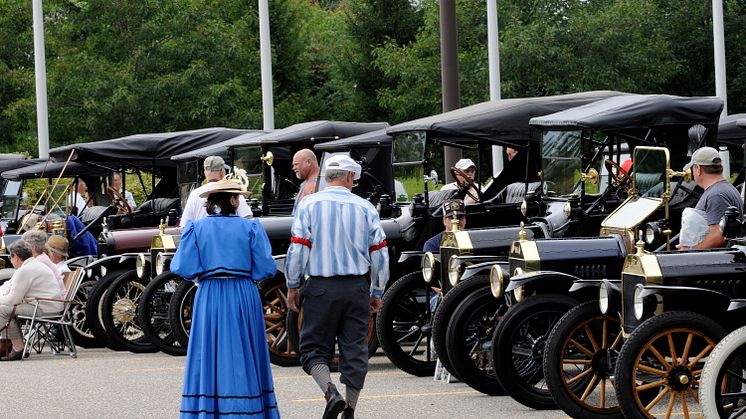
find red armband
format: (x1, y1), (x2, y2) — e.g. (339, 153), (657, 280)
(369, 240), (387, 252)
(291, 236), (312, 248)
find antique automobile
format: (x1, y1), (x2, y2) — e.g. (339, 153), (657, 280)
(484, 95), (724, 408)
(420, 94), (715, 392)
(374, 90), (626, 378)
(539, 113), (746, 419)
(125, 121), (387, 359)
(42, 127), (252, 349)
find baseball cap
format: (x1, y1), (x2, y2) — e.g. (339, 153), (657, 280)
(442, 199), (466, 218)
(324, 155), (361, 180)
(45, 235), (69, 257)
(685, 147), (722, 170)
(454, 158), (476, 171)
(203, 156), (225, 172)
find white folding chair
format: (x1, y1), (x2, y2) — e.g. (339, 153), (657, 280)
(17, 268), (85, 359)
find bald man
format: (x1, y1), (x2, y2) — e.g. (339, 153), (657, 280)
(292, 149), (325, 214)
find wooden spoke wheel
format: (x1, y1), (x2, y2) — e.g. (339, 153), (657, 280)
(615, 311), (726, 419)
(260, 276), (300, 367)
(544, 301), (623, 418)
(101, 270), (156, 353)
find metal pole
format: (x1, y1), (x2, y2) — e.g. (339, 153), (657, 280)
(487, 0), (500, 101)
(440, 0), (461, 180)
(487, 0), (503, 176)
(259, 0), (275, 131)
(32, 0), (49, 158)
(713, 0), (727, 117)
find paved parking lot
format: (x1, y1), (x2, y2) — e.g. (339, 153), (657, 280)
(3, 348), (570, 418)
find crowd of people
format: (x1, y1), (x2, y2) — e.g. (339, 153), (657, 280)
(0, 232), (72, 361)
(4, 143), (741, 418)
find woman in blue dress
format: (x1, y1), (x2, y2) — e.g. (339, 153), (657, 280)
(171, 179), (280, 418)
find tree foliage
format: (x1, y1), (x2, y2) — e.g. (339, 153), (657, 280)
(0, 0), (745, 155)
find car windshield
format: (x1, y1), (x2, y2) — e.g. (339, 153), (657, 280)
(392, 132), (426, 203)
(177, 161), (201, 208)
(232, 145), (263, 200)
(1, 180), (22, 220)
(542, 130), (625, 196)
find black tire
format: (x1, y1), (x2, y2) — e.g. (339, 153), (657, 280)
(168, 280), (197, 349)
(614, 310), (726, 419)
(137, 272), (186, 356)
(543, 301), (623, 419)
(258, 275), (300, 367)
(84, 269), (129, 351)
(699, 325), (746, 419)
(101, 270), (157, 353)
(445, 284), (506, 395)
(432, 275), (488, 380)
(492, 294), (579, 410)
(70, 278), (104, 348)
(376, 271), (436, 377)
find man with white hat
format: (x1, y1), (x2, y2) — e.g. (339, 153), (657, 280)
(286, 154), (389, 419)
(179, 156), (253, 227)
(677, 146), (743, 249)
(441, 158), (480, 204)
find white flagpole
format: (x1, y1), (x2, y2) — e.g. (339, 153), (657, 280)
(259, 0), (275, 131)
(713, 0), (727, 117)
(32, 0), (49, 158)
(487, 0), (500, 101)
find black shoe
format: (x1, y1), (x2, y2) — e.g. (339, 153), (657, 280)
(0, 349), (24, 361)
(341, 406), (354, 419)
(322, 383), (346, 419)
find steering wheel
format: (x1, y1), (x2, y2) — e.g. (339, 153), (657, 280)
(107, 186), (132, 214)
(449, 167), (481, 202)
(604, 159), (630, 188)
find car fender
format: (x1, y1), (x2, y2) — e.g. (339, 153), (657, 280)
(506, 270), (580, 293)
(398, 251), (425, 264)
(461, 258), (508, 281)
(639, 285), (731, 312)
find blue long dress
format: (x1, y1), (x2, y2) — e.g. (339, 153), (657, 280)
(171, 214), (280, 418)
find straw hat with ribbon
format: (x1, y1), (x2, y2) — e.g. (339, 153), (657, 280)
(198, 179), (250, 198)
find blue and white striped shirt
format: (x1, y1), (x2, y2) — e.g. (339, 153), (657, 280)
(286, 186), (389, 298)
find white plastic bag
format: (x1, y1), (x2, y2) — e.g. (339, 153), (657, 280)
(680, 208), (709, 247)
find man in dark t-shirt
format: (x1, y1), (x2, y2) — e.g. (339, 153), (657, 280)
(677, 147), (743, 250)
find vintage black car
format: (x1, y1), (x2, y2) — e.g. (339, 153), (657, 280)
(424, 94), (720, 397)
(40, 127), (252, 349)
(127, 121), (387, 361)
(538, 113), (746, 419)
(374, 90), (626, 378)
(480, 95), (725, 408)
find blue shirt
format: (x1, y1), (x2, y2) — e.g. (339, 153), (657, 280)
(423, 232), (443, 253)
(286, 186), (389, 298)
(171, 214), (276, 283)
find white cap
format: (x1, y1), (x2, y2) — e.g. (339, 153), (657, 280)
(325, 155), (362, 180)
(455, 158), (476, 171)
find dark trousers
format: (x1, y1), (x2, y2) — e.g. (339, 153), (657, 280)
(299, 276), (369, 390)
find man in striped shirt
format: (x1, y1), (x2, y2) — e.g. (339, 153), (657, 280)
(286, 154), (389, 419)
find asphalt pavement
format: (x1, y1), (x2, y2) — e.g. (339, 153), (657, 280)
(2, 348), (571, 418)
